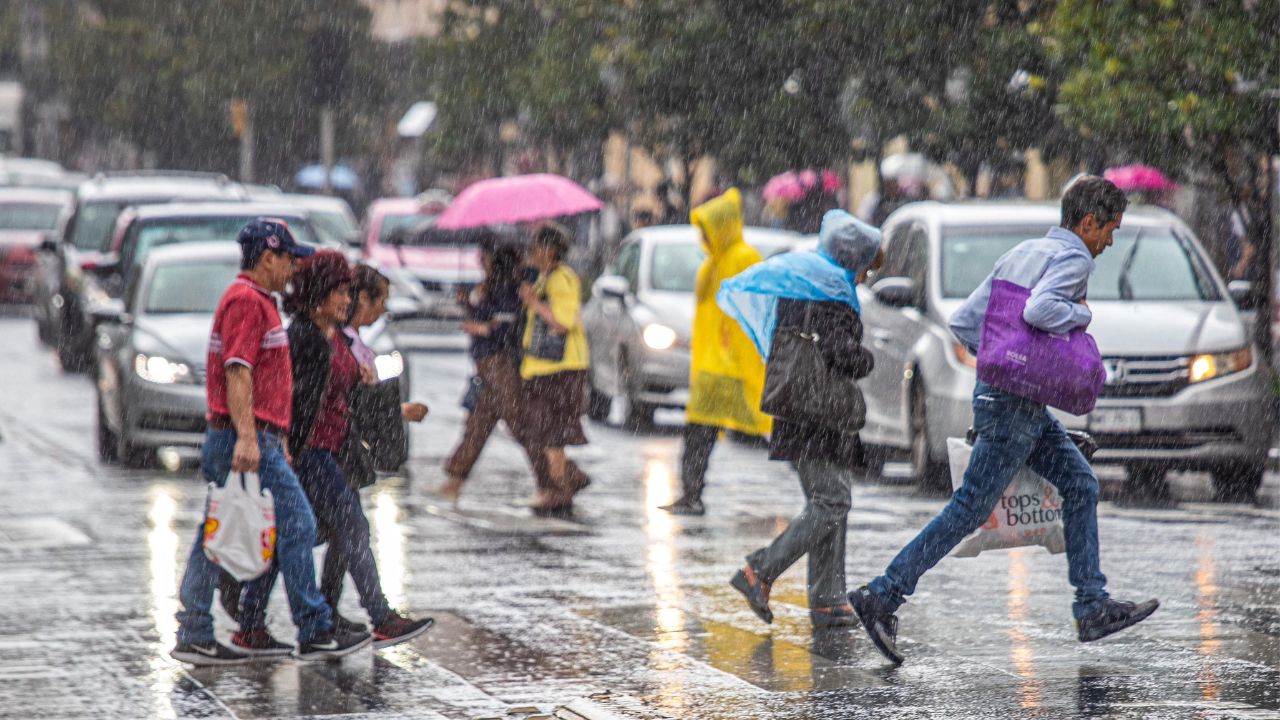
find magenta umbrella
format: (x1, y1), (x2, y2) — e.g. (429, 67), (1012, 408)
(1103, 164), (1177, 193)
(434, 173), (603, 230)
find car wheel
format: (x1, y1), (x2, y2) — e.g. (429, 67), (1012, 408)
(96, 394), (119, 463)
(585, 372), (611, 422)
(1211, 462), (1264, 502)
(56, 313), (92, 374)
(1122, 464), (1173, 504)
(116, 413), (152, 469)
(620, 355), (655, 430)
(909, 382), (948, 493)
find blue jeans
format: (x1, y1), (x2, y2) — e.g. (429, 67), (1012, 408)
(175, 428), (332, 645)
(241, 449), (392, 630)
(868, 381), (1110, 619)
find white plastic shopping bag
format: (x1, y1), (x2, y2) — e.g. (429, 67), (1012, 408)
(203, 472), (276, 581)
(947, 437), (1066, 557)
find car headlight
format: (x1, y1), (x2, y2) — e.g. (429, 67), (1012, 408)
(374, 351), (404, 380)
(642, 323), (678, 351)
(1189, 346), (1252, 383)
(134, 353), (194, 384)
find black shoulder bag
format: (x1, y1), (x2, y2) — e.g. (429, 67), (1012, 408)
(760, 303), (866, 434)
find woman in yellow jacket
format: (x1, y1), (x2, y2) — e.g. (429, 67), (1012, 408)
(660, 188), (771, 516)
(518, 223), (592, 515)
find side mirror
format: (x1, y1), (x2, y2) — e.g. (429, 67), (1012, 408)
(385, 295), (423, 321)
(91, 298), (130, 325)
(1228, 280), (1260, 310)
(872, 276), (919, 308)
(593, 274), (630, 301)
(38, 234), (59, 254)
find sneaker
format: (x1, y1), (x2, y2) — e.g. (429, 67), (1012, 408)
(730, 565), (773, 624)
(230, 628), (294, 657)
(372, 612), (435, 649)
(810, 604), (859, 628)
(332, 612), (367, 634)
(170, 639), (249, 666)
(849, 586), (904, 664)
(659, 498), (705, 516)
(1077, 598), (1160, 642)
(295, 627), (372, 661)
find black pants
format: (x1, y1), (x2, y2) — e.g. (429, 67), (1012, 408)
(679, 423), (719, 501)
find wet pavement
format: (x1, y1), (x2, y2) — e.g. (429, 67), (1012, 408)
(0, 315), (1278, 719)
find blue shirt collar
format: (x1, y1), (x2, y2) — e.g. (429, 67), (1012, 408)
(1046, 226), (1095, 269)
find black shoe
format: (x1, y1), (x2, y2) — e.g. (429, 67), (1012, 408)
(332, 612), (367, 634)
(659, 498), (705, 516)
(295, 627), (372, 661)
(1077, 598), (1159, 642)
(730, 566), (773, 624)
(849, 586), (904, 665)
(230, 628), (294, 657)
(170, 639), (249, 666)
(372, 612), (435, 649)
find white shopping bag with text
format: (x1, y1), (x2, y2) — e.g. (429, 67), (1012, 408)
(203, 472), (276, 581)
(947, 437), (1066, 557)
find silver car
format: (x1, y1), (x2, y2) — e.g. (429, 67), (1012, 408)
(582, 224), (802, 427)
(93, 243), (411, 466)
(859, 201), (1272, 498)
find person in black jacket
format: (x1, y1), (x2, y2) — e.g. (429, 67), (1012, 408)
(729, 210), (883, 629)
(236, 250), (433, 653)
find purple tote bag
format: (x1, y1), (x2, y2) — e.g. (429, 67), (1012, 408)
(976, 279), (1105, 415)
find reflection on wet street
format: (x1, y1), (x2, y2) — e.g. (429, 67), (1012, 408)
(1, 321), (1278, 719)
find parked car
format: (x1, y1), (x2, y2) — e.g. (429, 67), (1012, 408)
(0, 187), (72, 303)
(94, 242), (410, 467)
(859, 201), (1272, 498)
(582, 224), (803, 427)
(60, 200), (324, 375)
(282, 193), (359, 246)
(32, 171), (248, 370)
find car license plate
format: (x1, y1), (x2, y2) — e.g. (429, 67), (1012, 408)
(1089, 408), (1142, 433)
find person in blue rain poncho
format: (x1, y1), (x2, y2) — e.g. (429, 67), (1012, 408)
(719, 209), (883, 629)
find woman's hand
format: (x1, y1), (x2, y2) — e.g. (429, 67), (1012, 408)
(518, 282), (537, 306)
(462, 320), (492, 337)
(360, 364), (377, 385)
(402, 402), (429, 422)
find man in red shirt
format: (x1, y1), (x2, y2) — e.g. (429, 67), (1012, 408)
(172, 219), (370, 664)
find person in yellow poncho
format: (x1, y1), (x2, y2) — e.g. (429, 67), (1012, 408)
(660, 188), (771, 516)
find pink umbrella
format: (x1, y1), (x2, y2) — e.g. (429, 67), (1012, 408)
(762, 169), (845, 202)
(1103, 164), (1177, 193)
(434, 173), (604, 230)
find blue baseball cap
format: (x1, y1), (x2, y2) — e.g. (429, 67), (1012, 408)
(237, 218), (315, 258)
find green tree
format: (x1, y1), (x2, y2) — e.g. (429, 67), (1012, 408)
(1046, 0), (1280, 356)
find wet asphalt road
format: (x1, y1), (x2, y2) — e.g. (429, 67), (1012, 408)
(0, 315), (1278, 719)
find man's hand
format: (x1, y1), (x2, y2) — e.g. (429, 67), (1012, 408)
(232, 434), (261, 473)
(462, 320), (492, 337)
(402, 402), (429, 423)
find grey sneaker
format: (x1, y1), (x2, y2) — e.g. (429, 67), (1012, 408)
(1077, 598), (1159, 642)
(849, 586), (903, 664)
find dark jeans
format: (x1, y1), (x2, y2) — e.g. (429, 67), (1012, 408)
(241, 448), (392, 630)
(679, 423), (719, 501)
(747, 459), (853, 608)
(176, 429), (331, 644)
(867, 381), (1109, 619)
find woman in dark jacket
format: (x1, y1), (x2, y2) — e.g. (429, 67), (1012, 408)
(235, 250), (432, 653)
(728, 210), (883, 629)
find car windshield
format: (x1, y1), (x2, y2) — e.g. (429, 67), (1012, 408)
(0, 202), (64, 230)
(70, 201), (127, 250)
(649, 238), (794, 292)
(144, 260), (240, 314)
(309, 210), (355, 244)
(941, 225), (1220, 301)
(128, 215), (315, 270)
(379, 213), (423, 243)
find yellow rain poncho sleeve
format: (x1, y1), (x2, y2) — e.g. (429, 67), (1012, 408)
(686, 188), (772, 436)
